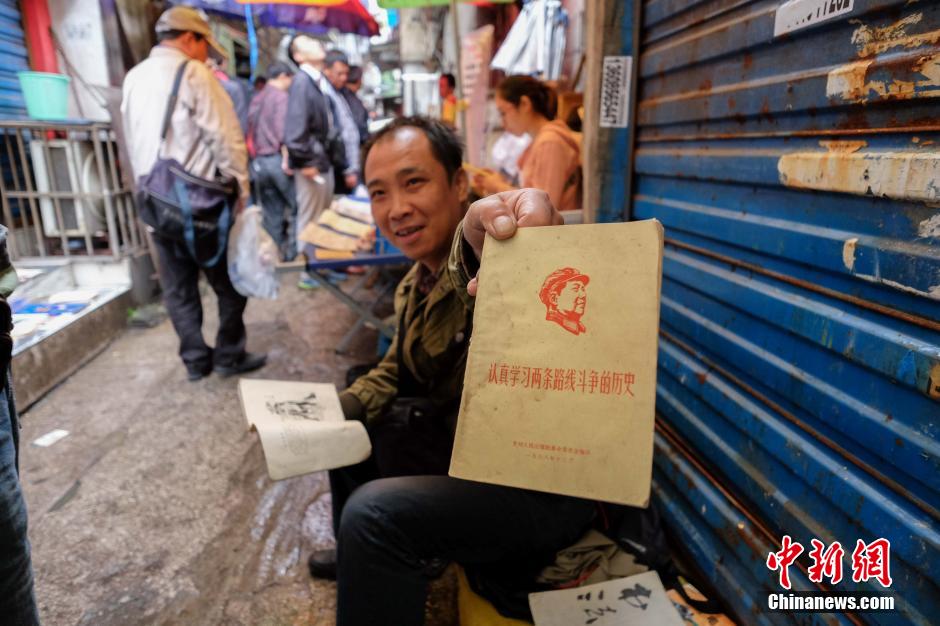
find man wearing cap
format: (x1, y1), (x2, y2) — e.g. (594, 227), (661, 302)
(539, 267), (589, 335)
(121, 6), (266, 381)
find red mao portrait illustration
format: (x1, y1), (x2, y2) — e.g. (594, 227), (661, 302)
(539, 267), (590, 336)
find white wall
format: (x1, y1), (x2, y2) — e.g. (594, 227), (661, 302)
(49, 0), (111, 122)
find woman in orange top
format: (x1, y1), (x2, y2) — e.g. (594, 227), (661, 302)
(473, 76), (581, 212)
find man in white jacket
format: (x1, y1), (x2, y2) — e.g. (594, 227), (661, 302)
(122, 6), (265, 381)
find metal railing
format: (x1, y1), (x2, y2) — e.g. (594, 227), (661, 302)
(0, 120), (145, 261)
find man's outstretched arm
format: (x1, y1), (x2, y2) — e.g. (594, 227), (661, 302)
(448, 188), (565, 304)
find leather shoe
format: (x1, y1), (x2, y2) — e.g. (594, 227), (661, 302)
(186, 365), (212, 382)
(214, 352), (267, 378)
(307, 548), (337, 580)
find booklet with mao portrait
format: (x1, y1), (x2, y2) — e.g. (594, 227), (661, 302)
(238, 379), (371, 480)
(449, 219), (663, 506)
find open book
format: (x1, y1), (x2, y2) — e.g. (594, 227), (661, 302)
(238, 379), (371, 480)
(528, 571), (684, 626)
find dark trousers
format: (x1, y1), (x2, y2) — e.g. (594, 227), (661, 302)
(151, 234), (247, 373)
(251, 154), (297, 261)
(330, 459), (595, 625)
(0, 377), (39, 625)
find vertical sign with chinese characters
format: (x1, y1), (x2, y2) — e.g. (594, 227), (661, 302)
(599, 56), (633, 128)
(460, 25), (495, 166)
(450, 220), (663, 506)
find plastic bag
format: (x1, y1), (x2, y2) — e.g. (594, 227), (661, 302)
(227, 206), (279, 299)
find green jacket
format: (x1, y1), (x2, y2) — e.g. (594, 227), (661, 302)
(341, 222), (479, 423)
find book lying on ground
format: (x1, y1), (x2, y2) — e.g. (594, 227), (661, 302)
(238, 379), (371, 480)
(449, 220), (663, 506)
(528, 570), (684, 626)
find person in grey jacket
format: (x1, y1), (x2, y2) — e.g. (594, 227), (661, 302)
(322, 50), (360, 194)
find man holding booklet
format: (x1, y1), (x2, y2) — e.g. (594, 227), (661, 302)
(316, 117), (596, 624)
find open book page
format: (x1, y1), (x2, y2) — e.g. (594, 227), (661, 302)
(449, 220), (663, 505)
(238, 379), (371, 480)
(528, 571), (685, 626)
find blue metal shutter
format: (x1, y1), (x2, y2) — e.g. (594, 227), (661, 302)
(0, 0), (26, 118)
(633, 0), (939, 624)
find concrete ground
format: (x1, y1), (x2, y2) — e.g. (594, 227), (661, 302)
(17, 272), (459, 625)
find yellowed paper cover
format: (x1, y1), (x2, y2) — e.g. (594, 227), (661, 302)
(238, 379), (371, 480)
(298, 222), (360, 251)
(318, 208), (374, 238)
(315, 249), (356, 260)
(449, 220), (663, 505)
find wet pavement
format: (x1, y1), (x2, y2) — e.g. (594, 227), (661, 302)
(17, 272), (459, 625)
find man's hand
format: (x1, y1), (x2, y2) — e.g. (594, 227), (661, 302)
(345, 172), (359, 190)
(300, 166), (320, 179)
(463, 188), (563, 296)
(280, 148), (294, 176)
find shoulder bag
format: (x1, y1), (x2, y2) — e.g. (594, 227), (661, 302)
(136, 61), (238, 268)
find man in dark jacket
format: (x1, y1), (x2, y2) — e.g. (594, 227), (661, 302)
(284, 35), (335, 258)
(341, 65), (369, 145)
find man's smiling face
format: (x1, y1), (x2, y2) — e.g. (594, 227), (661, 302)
(365, 127), (468, 272)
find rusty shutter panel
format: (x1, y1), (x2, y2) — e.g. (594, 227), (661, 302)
(632, 0), (940, 623)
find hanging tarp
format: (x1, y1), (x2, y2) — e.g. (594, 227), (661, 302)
(490, 0), (566, 80)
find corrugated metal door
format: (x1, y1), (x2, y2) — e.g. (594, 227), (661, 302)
(0, 0), (26, 118)
(632, 0), (939, 624)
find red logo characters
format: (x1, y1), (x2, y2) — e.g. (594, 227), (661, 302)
(767, 536), (892, 590)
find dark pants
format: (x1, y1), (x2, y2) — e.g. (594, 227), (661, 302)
(330, 461), (595, 625)
(151, 234), (247, 374)
(251, 154), (297, 261)
(0, 376), (39, 625)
